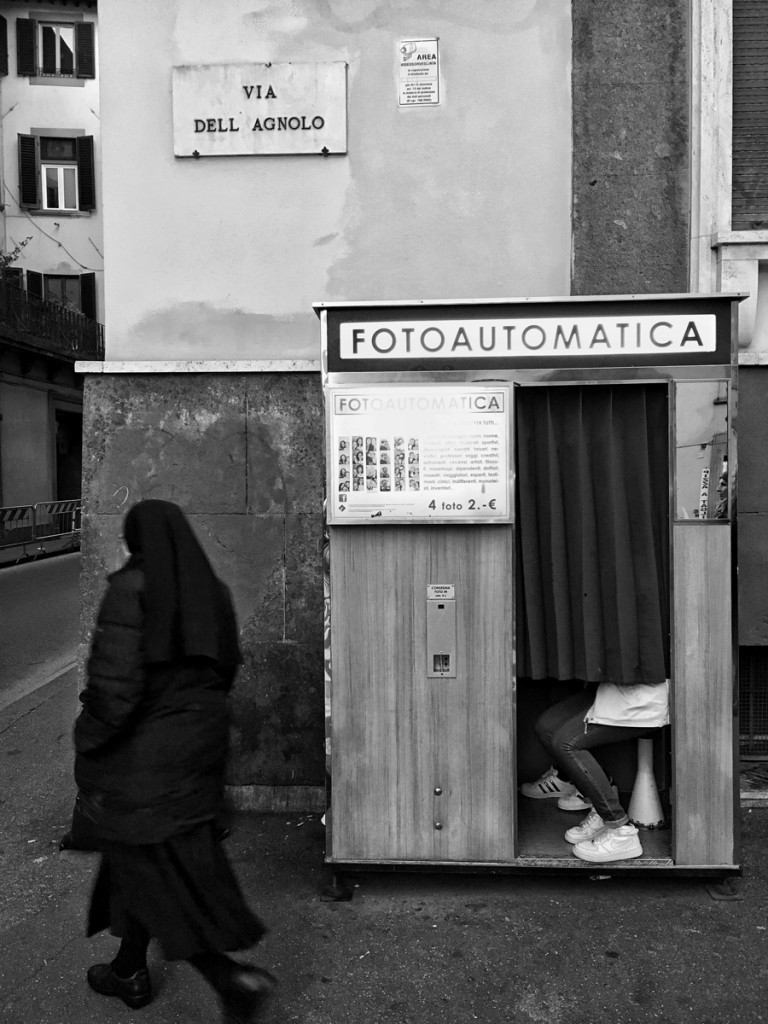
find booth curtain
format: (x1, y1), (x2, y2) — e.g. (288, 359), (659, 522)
(515, 384), (670, 685)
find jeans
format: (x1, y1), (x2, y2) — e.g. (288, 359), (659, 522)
(535, 688), (658, 824)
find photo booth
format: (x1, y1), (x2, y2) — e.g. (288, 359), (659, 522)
(317, 294), (741, 877)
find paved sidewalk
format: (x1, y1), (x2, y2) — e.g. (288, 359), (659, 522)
(2, 671), (767, 1024)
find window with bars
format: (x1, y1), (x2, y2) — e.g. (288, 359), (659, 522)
(733, 0), (768, 230)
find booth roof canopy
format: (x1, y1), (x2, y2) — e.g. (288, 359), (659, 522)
(313, 293), (748, 315)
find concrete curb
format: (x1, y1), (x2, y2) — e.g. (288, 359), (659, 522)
(0, 664), (78, 735)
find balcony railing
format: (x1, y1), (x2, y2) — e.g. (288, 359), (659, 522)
(0, 280), (104, 360)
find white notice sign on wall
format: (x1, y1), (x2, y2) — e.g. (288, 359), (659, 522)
(397, 38), (440, 106)
(172, 62), (347, 157)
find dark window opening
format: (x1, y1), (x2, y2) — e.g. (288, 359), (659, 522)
(40, 137), (76, 162)
(45, 275), (81, 311)
(54, 410), (82, 501)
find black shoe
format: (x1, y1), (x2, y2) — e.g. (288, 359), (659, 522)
(220, 965), (277, 1023)
(87, 962), (153, 1009)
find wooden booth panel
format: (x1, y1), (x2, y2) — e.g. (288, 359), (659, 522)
(673, 525), (735, 866)
(329, 525), (515, 863)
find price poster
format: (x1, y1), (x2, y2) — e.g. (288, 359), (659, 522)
(327, 385), (511, 524)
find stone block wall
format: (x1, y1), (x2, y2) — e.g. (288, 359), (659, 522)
(571, 0), (689, 295)
(80, 371), (326, 808)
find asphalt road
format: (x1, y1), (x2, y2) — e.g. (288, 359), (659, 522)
(0, 552), (80, 711)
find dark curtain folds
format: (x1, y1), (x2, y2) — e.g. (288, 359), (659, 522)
(515, 385), (669, 686)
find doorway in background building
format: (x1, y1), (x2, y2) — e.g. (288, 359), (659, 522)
(55, 409), (82, 500)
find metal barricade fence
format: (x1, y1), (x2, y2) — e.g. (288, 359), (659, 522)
(0, 499), (81, 563)
(33, 499), (82, 542)
(0, 504), (36, 551)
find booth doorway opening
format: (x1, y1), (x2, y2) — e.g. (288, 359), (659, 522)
(514, 383), (672, 861)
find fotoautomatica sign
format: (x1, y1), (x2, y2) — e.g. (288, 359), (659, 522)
(327, 385), (511, 524)
(340, 315), (715, 359)
(321, 297), (734, 371)
(172, 62), (347, 156)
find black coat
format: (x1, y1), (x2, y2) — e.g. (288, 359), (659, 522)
(74, 565), (234, 845)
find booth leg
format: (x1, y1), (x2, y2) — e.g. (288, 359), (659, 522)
(628, 736), (665, 829)
(321, 872), (354, 902)
(706, 877), (743, 901)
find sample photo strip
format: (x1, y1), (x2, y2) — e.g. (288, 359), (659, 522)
(338, 435), (419, 500)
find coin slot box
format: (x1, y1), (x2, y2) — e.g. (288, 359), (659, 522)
(426, 591), (456, 678)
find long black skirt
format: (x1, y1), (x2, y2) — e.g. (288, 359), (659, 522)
(87, 822), (266, 961)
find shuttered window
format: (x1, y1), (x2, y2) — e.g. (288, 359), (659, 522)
(74, 22), (95, 79)
(18, 134), (40, 208)
(15, 17), (95, 79)
(80, 272), (96, 320)
(16, 17), (34, 76)
(3, 267), (23, 288)
(733, 0), (768, 230)
(17, 133), (96, 212)
(76, 136), (96, 210)
(0, 17), (8, 77)
(26, 270), (42, 297)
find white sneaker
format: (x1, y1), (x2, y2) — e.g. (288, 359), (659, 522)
(520, 767), (576, 800)
(573, 824), (643, 863)
(557, 782), (618, 812)
(557, 789), (592, 811)
(564, 809), (605, 844)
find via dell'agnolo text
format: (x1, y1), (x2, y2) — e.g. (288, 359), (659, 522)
(193, 84), (325, 134)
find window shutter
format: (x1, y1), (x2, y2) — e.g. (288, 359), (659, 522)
(76, 135), (95, 211)
(0, 18), (8, 77)
(26, 270), (43, 297)
(80, 272), (96, 320)
(3, 267), (22, 287)
(733, 0), (768, 230)
(16, 18), (36, 77)
(75, 22), (95, 79)
(18, 134), (40, 209)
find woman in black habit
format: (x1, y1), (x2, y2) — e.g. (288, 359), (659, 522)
(74, 499), (275, 1022)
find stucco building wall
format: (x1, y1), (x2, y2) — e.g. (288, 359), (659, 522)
(97, 0), (572, 362)
(0, 1), (104, 320)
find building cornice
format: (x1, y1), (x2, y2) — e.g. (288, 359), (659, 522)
(75, 360), (320, 374)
